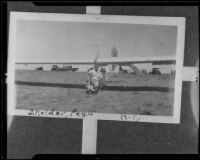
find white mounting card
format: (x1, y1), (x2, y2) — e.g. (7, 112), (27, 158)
(8, 11), (187, 124)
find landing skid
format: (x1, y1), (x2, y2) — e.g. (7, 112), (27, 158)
(85, 84), (100, 94)
(86, 89), (99, 94)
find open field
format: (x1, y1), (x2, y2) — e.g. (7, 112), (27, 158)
(15, 70), (175, 116)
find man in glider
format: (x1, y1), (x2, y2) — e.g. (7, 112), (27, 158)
(86, 61), (105, 94)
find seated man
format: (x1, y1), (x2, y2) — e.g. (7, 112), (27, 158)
(86, 64), (103, 93)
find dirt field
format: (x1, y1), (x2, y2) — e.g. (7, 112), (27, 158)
(15, 70), (175, 116)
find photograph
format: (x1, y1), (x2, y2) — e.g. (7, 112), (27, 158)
(8, 12), (185, 123)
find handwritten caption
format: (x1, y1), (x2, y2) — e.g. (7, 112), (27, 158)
(28, 108), (93, 118)
(26, 108), (141, 121)
(120, 114), (140, 121)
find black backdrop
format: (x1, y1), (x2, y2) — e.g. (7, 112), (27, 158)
(6, 3), (199, 158)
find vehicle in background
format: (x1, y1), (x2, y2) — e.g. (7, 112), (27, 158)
(51, 65), (79, 72)
(149, 68), (161, 75)
(171, 70), (176, 76)
(35, 67), (43, 71)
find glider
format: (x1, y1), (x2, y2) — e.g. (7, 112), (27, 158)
(15, 55), (176, 94)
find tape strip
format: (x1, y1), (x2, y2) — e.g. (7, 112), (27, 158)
(81, 6), (101, 154)
(183, 67), (199, 82)
(86, 6), (101, 15)
(82, 119), (97, 154)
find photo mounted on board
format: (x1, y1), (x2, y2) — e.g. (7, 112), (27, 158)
(8, 12), (185, 123)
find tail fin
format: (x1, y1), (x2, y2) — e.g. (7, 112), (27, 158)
(94, 58), (98, 68)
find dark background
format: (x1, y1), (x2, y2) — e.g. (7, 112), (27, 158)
(5, 2), (199, 158)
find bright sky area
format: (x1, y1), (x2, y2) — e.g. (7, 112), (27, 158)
(15, 20), (177, 73)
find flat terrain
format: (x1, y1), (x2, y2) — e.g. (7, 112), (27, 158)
(15, 70), (175, 116)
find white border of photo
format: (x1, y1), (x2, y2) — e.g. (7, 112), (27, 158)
(7, 11), (186, 124)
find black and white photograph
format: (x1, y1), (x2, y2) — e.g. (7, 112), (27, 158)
(5, 6), (199, 158)
(8, 12), (185, 123)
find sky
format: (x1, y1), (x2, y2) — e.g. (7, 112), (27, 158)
(15, 20), (177, 73)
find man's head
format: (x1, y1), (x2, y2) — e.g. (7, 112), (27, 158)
(100, 67), (106, 73)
